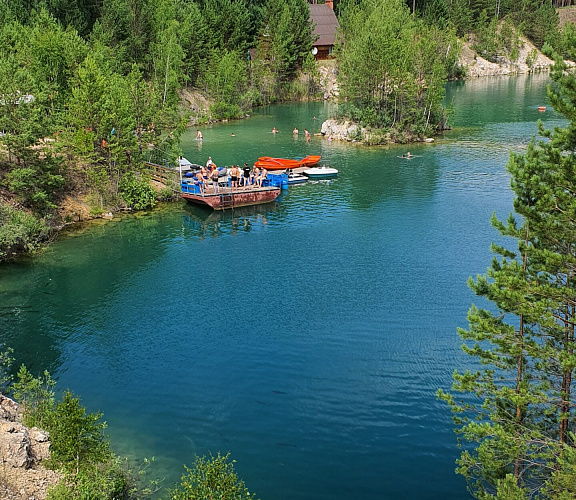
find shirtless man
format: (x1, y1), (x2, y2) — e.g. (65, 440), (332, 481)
(210, 165), (219, 193)
(258, 167), (267, 188)
(229, 165), (239, 189)
(196, 167), (208, 193)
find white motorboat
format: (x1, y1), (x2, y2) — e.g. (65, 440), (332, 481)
(302, 166), (338, 179)
(286, 169), (308, 184)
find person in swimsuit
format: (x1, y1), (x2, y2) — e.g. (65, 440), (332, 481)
(210, 166), (219, 193)
(230, 165), (239, 189)
(196, 168), (207, 194)
(253, 166), (260, 187)
(258, 167), (267, 188)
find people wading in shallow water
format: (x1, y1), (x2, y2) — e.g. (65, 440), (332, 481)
(196, 129), (203, 140)
(304, 129), (311, 142)
(272, 127), (278, 134)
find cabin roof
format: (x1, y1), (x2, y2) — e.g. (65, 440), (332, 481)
(310, 4), (339, 47)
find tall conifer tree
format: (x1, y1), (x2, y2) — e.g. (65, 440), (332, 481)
(439, 51), (576, 498)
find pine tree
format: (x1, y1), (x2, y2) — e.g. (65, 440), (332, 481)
(439, 51), (576, 498)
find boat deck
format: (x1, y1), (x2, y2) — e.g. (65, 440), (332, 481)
(181, 179), (280, 210)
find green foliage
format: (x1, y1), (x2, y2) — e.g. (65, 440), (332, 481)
(44, 390), (112, 473)
(547, 22), (576, 62)
(5, 154), (66, 213)
(202, 50), (248, 115)
(0, 203), (51, 260)
(440, 47), (576, 498)
(9, 364), (142, 500)
(12, 364), (56, 431)
(472, 10), (501, 62)
(0, 347), (14, 393)
(47, 457), (135, 500)
(168, 452), (258, 500)
(507, 0), (559, 49)
(336, 0), (455, 140)
(541, 439), (576, 499)
(119, 171), (157, 210)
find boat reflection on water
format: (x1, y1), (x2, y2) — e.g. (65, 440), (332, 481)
(181, 200), (284, 238)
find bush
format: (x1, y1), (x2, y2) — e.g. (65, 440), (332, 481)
(0, 202), (51, 261)
(47, 458), (136, 500)
(168, 452), (258, 500)
(45, 390), (112, 472)
(4, 155), (66, 214)
(10, 364), (145, 500)
(119, 172), (156, 210)
(11, 364), (56, 431)
(209, 101), (245, 120)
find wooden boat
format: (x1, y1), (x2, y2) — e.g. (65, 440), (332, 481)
(181, 180), (280, 210)
(255, 155), (322, 170)
(303, 166), (338, 179)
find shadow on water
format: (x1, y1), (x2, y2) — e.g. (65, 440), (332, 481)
(0, 208), (189, 374)
(181, 201), (285, 238)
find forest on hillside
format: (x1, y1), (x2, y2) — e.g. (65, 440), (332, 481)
(0, 0), (574, 261)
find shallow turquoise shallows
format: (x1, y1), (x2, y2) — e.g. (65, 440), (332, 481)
(0, 74), (563, 499)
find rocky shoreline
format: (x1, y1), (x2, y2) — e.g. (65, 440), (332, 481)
(0, 395), (61, 500)
(317, 37), (556, 143)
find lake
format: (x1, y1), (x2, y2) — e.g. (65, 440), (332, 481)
(0, 73), (564, 499)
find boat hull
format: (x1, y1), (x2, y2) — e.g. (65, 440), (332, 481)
(256, 158), (300, 170)
(298, 155), (321, 167)
(255, 155), (321, 170)
(181, 186), (280, 210)
(303, 167), (338, 179)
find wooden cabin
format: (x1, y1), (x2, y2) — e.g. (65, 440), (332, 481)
(309, 1), (339, 60)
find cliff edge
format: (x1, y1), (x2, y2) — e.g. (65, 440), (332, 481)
(459, 37), (553, 78)
(0, 395), (61, 500)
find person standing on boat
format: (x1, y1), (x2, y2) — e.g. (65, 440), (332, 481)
(196, 167), (208, 194)
(229, 165), (240, 189)
(243, 163), (251, 187)
(206, 156), (213, 168)
(210, 165), (219, 193)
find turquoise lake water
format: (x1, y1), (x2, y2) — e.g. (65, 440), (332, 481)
(0, 74), (565, 499)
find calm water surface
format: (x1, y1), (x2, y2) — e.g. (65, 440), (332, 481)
(0, 74), (564, 499)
